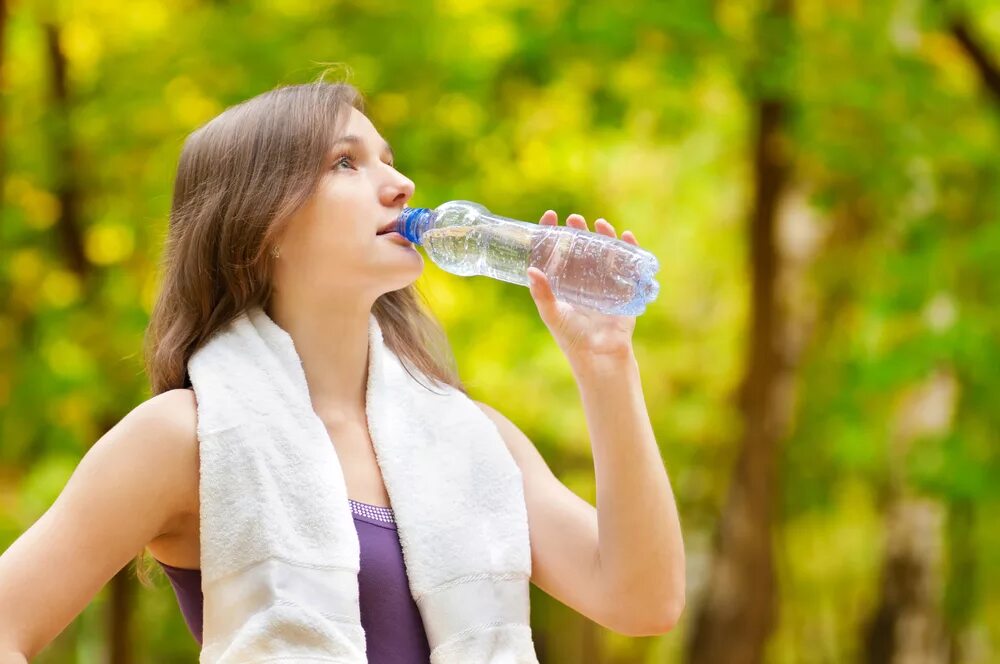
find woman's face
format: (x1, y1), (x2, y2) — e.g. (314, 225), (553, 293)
(271, 106), (421, 309)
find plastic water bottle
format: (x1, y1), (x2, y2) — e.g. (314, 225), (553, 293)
(392, 200), (660, 316)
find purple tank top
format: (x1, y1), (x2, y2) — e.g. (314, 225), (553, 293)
(156, 499), (431, 662)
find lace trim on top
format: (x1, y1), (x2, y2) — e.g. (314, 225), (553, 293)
(349, 498), (395, 524)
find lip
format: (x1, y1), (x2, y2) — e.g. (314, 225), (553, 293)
(377, 217), (402, 236)
(379, 231), (413, 246)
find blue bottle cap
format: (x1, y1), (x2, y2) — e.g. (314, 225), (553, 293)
(398, 207), (433, 244)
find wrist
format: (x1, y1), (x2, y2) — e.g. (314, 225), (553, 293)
(569, 346), (638, 378)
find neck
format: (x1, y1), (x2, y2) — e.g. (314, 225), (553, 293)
(264, 297), (372, 425)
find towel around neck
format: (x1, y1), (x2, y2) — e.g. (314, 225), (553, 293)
(188, 305), (539, 663)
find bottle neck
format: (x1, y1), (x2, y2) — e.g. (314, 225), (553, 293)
(398, 207), (436, 244)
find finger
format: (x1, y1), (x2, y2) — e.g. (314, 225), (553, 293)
(527, 267), (555, 306)
(539, 209), (558, 225)
(622, 230), (639, 245)
(566, 213), (588, 231)
(595, 218), (616, 237)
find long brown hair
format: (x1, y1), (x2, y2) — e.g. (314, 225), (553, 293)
(134, 75), (467, 586)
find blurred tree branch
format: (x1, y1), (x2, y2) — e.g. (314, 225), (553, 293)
(941, 2), (1000, 108)
(949, 22), (1000, 105)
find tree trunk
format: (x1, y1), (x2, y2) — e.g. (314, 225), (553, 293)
(44, 20), (134, 664)
(863, 500), (948, 664)
(860, 11), (991, 663)
(107, 567), (135, 664)
(686, 0), (795, 654)
(862, 370), (956, 664)
(44, 21), (89, 280)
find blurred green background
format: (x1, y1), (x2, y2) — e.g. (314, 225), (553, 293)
(1, 0), (998, 662)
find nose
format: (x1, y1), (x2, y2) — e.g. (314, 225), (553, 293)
(383, 169), (415, 208)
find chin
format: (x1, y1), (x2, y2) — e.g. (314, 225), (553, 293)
(383, 257), (424, 291)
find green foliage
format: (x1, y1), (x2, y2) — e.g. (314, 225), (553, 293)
(1, 0), (997, 661)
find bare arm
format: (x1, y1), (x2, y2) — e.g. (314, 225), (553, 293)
(476, 352), (685, 638)
(573, 351), (685, 633)
(0, 389), (198, 660)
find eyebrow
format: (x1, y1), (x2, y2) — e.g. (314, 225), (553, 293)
(331, 134), (395, 163)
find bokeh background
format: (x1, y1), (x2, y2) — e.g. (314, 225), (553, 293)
(1, 0), (998, 662)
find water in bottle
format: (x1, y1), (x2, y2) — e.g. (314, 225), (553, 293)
(391, 200), (660, 316)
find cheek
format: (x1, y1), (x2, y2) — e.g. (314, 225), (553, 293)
(285, 179), (392, 282)
(302, 188), (373, 251)
(299, 230), (371, 272)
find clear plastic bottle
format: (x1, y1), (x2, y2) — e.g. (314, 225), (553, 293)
(392, 200), (660, 316)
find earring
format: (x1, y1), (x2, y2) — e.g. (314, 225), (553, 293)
(271, 246), (280, 259)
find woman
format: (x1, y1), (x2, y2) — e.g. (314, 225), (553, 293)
(0, 79), (684, 662)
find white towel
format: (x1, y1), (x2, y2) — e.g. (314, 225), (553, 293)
(187, 305), (539, 663)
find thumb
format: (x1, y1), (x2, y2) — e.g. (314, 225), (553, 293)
(527, 268), (556, 307)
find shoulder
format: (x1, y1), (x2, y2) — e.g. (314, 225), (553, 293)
(128, 388), (199, 464)
(134, 387), (198, 431)
(126, 388), (200, 524)
(471, 400), (511, 437)
(0, 389), (199, 659)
